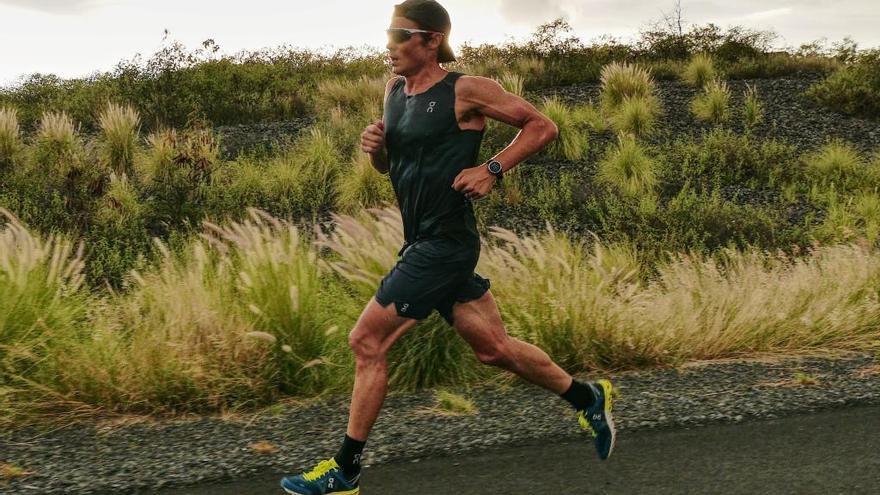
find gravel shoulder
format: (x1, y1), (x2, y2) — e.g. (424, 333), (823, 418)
(1, 352), (878, 494)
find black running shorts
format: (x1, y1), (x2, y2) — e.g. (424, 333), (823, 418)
(374, 238), (491, 326)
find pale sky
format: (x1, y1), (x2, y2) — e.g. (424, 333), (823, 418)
(1, 0), (879, 87)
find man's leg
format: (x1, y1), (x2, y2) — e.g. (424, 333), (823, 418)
(449, 289), (617, 460)
(449, 290), (572, 394)
(281, 296), (418, 492)
(345, 296), (419, 440)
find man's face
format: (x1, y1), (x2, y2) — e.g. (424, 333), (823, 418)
(386, 16), (441, 76)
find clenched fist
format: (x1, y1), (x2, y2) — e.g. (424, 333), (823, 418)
(361, 119), (385, 155)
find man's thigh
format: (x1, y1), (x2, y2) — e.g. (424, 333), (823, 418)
(449, 290), (511, 356)
(351, 297), (420, 355)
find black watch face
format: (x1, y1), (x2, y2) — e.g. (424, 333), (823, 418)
(488, 161), (502, 174)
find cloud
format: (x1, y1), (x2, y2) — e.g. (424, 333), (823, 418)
(499, 0), (570, 25)
(0, 0), (109, 15)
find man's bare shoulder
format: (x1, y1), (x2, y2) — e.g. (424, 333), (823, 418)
(456, 74), (503, 96)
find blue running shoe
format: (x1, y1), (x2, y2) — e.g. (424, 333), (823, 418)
(577, 379), (616, 460)
(280, 457), (360, 495)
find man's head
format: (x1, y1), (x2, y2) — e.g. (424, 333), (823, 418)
(387, 0), (455, 74)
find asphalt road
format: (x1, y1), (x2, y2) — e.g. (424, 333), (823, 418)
(156, 405), (880, 495)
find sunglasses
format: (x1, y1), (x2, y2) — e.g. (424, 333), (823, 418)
(386, 28), (442, 44)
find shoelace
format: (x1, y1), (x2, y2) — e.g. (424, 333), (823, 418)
(303, 459), (337, 482)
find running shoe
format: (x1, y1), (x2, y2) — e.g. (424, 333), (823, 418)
(577, 379), (616, 460)
(280, 457), (360, 495)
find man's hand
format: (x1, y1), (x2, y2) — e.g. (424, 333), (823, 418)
(452, 164), (497, 200)
(361, 120), (385, 155)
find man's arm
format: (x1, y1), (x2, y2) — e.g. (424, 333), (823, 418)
(457, 76), (558, 173)
(362, 77), (399, 174)
(452, 76), (558, 199)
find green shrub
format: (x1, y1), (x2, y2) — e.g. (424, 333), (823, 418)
(691, 79), (731, 124)
(525, 171), (578, 226)
(806, 50), (880, 119)
(598, 134), (658, 199)
(659, 129), (800, 191)
(681, 53), (717, 87)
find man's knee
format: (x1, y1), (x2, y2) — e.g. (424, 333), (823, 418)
(475, 334), (513, 367)
(348, 324), (383, 361)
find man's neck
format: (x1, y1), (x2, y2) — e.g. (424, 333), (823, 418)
(403, 65), (448, 94)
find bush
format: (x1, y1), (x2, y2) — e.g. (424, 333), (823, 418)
(807, 50), (880, 119)
(659, 129), (800, 191)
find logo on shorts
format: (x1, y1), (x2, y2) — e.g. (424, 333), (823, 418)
(427, 101), (436, 113)
(399, 302), (410, 312)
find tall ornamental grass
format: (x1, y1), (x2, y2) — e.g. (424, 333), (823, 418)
(335, 152), (396, 213)
(599, 62), (656, 112)
(51, 208), (341, 415)
(607, 95), (659, 137)
(4, 207), (880, 422)
(742, 84), (764, 130)
(538, 97), (590, 161)
(0, 107), (21, 166)
(33, 111), (81, 174)
(97, 102), (141, 179)
(597, 134), (658, 199)
(681, 53), (717, 87)
(691, 79), (731, 124)
(0, 209), (90, 425)
(801, 140), (866, 191)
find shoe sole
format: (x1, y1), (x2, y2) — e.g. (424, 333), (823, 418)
(596, 378), (617, 460)
(281, 487), (359, 495)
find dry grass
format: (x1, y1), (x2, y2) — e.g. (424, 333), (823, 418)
(0, 463), (34, 482)
(0, 106), (20, 163)
(600, 62), (656, 112)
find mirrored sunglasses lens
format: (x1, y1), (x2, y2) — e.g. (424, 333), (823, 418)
(386, 29), (411, 43)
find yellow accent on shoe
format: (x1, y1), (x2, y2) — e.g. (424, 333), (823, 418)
(577, 410), (596, 436)
(303, 458), (340, 482)
(596, 379), (613, 414)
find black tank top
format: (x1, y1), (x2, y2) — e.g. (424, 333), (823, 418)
(383, 71), (485, 253)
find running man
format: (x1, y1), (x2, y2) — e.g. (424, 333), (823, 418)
(281, 1), (615, 493)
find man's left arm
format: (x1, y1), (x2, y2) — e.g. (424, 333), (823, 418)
(451, 76), (559, 200)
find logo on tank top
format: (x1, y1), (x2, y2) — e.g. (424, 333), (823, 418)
(427, 101), (437, 113)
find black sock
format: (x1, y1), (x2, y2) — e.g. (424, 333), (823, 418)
(560, 378), (597, 411)
(334, 433), (366, 481)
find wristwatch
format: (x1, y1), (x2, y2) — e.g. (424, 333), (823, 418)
(486, 159), (503, 181)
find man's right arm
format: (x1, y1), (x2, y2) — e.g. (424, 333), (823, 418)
(361, 77), (398, 174)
